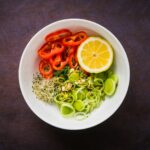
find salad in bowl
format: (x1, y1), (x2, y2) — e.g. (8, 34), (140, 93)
(32, 28), (118, 120)
(19, 19), (130, 130)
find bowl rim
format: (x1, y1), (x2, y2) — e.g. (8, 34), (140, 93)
(18, 18), (130, 130)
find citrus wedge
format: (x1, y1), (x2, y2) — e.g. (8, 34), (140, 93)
(77, 37), (113, 73)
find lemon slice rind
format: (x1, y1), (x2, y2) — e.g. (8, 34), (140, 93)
(77, 37), (113, 73)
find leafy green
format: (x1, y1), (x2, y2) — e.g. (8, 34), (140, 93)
(54, 65), (70, 80)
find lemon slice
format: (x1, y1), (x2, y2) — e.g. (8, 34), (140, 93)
(77, 37), (113, 73)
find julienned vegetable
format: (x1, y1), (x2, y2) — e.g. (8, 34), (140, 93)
(32, 67), (118, 119)
(32, 29), (119, 120)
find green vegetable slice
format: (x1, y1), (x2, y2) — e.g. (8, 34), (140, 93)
(32, 67), (119, 120)
(109, 74), (118, 84)
(73, 100), (85, 111)
(74, 112), (88, 120)
(77, 89), (87, 100)
(93, 72), (107, 80)
(68, 72), (80, 82)
(93, 78), (103, 86)
(104, 78), (116, 96)
(60, 103), (75, 117)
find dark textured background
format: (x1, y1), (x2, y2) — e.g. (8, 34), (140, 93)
(0, 0), (150, 150)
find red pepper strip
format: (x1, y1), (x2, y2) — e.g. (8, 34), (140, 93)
(43, 72), (53, 79)
(39, 60), (53, 76)
(38, 43), (51, 59)
(50, 54), (62, 65)
(49, 42), (65, 58)
(67, 46), (76, 55)
(62, 31), (88, 46)
(45, 29), (72, 42)
(68, 53), (78, 68)
(38, 42), (65, 60)
(51, 57), (69, 71)
(74, 51), (78, 63)
(61, 46), (76, 62)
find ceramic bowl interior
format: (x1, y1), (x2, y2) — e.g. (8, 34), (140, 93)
(19, 19), (130, 130)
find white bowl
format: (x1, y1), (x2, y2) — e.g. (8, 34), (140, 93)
(19, 19), (130, 130)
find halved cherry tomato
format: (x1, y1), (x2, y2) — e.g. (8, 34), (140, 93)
(62, 31), (88, 46)
(45, 29), (72, 42)
(38, 42), (64, 60)
(39, 60), (53, 76)
(68, 53), (78, 68)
